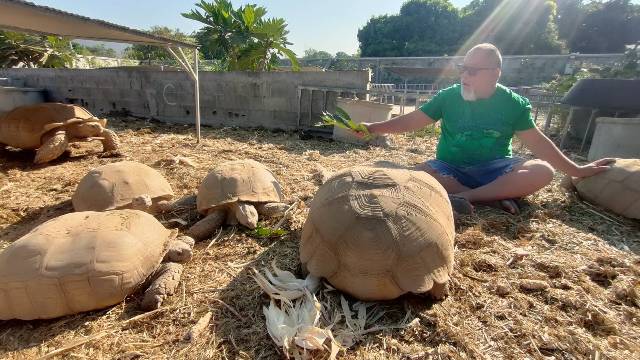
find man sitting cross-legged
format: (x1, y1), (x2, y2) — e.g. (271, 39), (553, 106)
(355, 43), (613, 215)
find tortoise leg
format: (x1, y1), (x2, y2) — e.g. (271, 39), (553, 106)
(163, 235), (195, 263)
(100, 128), (120, 152)
(153, 194), (197, 214)
(226, 211), (238, 226)
(231, 202), (258, 229)
(428, 282), (449, 300)
(35, 131), (68, 164)
(186, 209), (226, 241)
(140, 262), (183, 310)
(255, 202), (289, 218)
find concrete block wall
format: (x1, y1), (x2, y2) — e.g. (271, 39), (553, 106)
(0, 68), (370, 130)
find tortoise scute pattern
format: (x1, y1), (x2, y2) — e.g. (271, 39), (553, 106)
(0, 210), (169, 320)
(72, 161), (173, 212)
(574, 159), (640, 219)
(196, 159), (283, 214)
(300, 166), (455, 301)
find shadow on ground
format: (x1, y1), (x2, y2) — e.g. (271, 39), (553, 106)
(0, 199), (73, 243)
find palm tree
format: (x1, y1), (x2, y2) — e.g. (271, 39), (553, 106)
(183, 0), (300, 71)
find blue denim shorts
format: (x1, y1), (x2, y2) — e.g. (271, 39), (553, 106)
(425, 157), (524, 189)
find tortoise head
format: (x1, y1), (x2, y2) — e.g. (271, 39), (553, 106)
(66, 119), (105, 137)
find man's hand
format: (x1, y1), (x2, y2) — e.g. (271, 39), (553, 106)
(516, 128), (615, 179)
(352, 122), (373, 139)
(571, 158), (616, 178)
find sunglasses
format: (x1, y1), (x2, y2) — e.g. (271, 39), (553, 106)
(456, 64), (498, 76)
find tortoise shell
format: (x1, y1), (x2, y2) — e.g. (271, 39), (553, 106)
(300, 166), (455, 301)
(73, 161), (173, 213)
(196, 159), (283, 214)
(0, 210), (171, 320)
(0, 103), (105, 149)
(572, 158), (640, 219)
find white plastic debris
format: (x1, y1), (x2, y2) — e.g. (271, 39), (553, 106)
(254, 262), (410, 359)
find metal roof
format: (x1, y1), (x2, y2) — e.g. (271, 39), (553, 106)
(0, 0), (197, 48)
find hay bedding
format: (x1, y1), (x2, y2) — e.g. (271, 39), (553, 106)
(0, 116), (638, 359)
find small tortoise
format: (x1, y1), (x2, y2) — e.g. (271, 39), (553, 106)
(300, 166), (455, 301)
(563, 158), (640, 219)
(0, 210), (194, 320)
(187, 159), (289, 241)
(73, 161), (174, 214)
(0, 103), (120, 164)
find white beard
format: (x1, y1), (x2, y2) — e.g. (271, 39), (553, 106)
(461, 85), (477, 101)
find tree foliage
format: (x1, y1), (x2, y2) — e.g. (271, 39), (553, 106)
(0, 31), (75, 68)
(358, 0), (640, 56)
(183, 0), (299, 71)
(123, 26), (195, 63)
(563, 0), (640, 53)
(72, 43), (117, 58)
(460, 0), (564, 55)
(358, 0), (462, 57)
(303, 49), (333, 59)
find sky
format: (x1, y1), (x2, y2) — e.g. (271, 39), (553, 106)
(32, 0), (473, 55)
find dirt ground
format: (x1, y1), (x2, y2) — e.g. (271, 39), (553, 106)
(1, 116), (639, 359)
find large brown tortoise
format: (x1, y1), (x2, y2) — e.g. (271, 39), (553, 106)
(300, 166), (455, 301)
(0, 103), (120, 164)
(563, 158), (640, 220)
(73, 161), (174, 214)
(0, 210), (194, 320)
(187, 159), (289, 241)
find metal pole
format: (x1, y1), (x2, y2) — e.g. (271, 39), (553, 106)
(580, 109), (598, 153)
(559, 107), (574, 149)
(194, 47), (201, 143)
(544, 104), (555, 133)
(296, 87), (302, 128)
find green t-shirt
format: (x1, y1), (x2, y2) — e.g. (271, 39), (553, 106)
(419, 84), (535, 167)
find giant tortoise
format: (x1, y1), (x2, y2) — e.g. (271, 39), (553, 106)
(564, 158), (640, 219)
(187, 159), (289, 241)
(300, 166), (455, 301)
(73, 161), (174, 214)
(0, 210), (194, 320)
(0, 103), (120, 164)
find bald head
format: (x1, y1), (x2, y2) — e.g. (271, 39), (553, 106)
(467, 43), (502, 69)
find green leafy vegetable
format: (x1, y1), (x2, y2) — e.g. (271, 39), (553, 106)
(250, 223), (288, 239)
(319, 107), (372, 140)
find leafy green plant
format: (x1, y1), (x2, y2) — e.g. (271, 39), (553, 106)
(0, 31), (75, 68)
(183, 0), (299, 71)
(250, 223), (288, 239)
(320, 107), (372, 140)
(544, 48), (640, 94)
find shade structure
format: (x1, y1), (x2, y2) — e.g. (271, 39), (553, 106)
(561, 78), (640, 112)
(0, 0), (202, 141)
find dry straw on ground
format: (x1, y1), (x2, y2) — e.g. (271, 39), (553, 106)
(1, 116), (639, 359)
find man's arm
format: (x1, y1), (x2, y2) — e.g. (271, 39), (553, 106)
(516, 127), (614, 178)
(361, 110), (436, 135)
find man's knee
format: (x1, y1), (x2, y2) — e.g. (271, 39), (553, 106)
(414, 162), (440, 176)
(522, 160), (555, 185)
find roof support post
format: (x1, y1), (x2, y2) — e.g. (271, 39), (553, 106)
(166, 46), (201, 142)
(194, 47), (201, 143)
